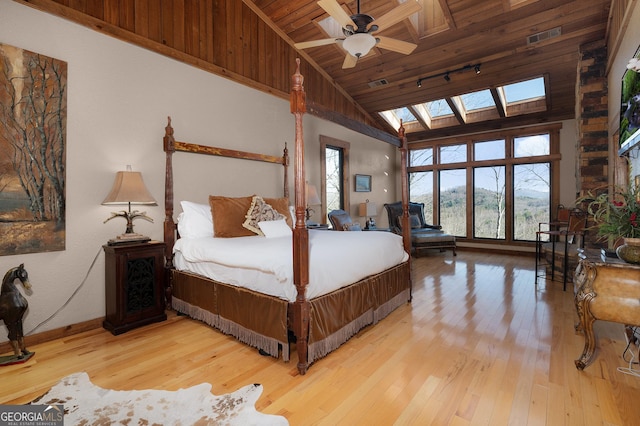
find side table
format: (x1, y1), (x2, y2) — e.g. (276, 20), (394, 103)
(574, 248), (640, 369)
(103, 241), (167, 335)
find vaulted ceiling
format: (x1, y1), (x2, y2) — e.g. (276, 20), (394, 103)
(252, 0), (612, 140)
(17, 0), (613, 143)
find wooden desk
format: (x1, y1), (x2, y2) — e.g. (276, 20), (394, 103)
(574, 249), (640, 369)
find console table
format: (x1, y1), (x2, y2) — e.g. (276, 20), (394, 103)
(573, 249), (640, 369)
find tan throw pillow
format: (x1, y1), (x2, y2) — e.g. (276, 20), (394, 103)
(263, 197), (293, 228)
(209, 195), (255, 238)
(243, 196), (286, 235)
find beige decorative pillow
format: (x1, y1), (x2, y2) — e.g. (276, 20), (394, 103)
(209, 195), (256, 238)
(243, 196), (286, 235)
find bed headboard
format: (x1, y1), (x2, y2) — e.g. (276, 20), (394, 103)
(162, 116), (290, 269)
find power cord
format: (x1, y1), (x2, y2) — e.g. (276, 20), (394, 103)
(618, 326), (640, 378)
(26, 246), (102, 336)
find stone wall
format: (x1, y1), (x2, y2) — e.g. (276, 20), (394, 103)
(576, 41), (608, 248)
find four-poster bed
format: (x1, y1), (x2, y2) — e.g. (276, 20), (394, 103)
(162, 60), (413, 375)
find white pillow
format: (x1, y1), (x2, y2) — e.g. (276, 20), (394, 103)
(258, 219), (292, 238)
(177, 201), (213, 239)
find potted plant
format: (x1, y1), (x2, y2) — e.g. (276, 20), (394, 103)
(578, 183), (640, 263)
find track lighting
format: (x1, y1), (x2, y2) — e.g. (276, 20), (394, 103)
(415, 63), (481, 88)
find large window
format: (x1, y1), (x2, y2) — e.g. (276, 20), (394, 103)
(325, 146), (343, 213)
(408, 125), (560, 244)
(320, 136), (350, 224)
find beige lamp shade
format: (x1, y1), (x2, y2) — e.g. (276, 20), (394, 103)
(359, 201), (377, 217)
(306, 184), (321, 206)
(102, 168), (156, 243)
(102, 171), (157, 205)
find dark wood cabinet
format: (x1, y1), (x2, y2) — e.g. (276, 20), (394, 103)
(103, 241), (167, 335)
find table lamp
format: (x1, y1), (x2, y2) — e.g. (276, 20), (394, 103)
(306, 183), (321, 223)
(102, 166), (157, 245)
(359, 200), (377, 229)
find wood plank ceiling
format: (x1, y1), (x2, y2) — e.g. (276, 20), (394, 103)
(254, 0), (612, 140)
(16, 0), (612, 143)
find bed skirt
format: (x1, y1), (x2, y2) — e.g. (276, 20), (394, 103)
(170, 261), (410, 365)
(307, 262), (410, 363)
(171, 270), (290, 361)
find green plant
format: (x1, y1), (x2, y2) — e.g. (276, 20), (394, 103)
(578, 184), (640, 242)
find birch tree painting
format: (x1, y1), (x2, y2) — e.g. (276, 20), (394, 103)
(0, 43), (66, 255)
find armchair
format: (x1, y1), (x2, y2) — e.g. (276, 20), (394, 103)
(384, 201), (456, 256)
(328, 209), (362, 231)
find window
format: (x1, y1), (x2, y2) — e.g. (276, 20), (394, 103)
(325, 146), (343, 213)
(440, 169), (466, 237)
(407, 124), (560, 244)
(474, 166), (506, 239)
(320, 136), (350, 224)
(409, 171), (433, 223)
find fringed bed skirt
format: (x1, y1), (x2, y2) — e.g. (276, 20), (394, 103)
(307, 262), (410, 363)
(170, 261), (410, 366)
(171, 270), (290, 361)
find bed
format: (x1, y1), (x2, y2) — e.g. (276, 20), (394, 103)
(163, 60), (414, 375)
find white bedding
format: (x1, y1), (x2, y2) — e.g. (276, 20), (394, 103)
(174, 229), (409, 302)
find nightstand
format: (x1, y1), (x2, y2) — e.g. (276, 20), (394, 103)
(307, 223), (330, 230)
(103, 241), (167, 335)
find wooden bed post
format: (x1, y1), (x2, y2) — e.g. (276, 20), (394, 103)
(290, 59), (310, 375)
(283, 143), (289, 199)
(163, 117), (176, 306)
(398, 121), (412, 298)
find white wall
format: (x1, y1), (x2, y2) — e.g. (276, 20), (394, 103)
(0, 0), (397, 343)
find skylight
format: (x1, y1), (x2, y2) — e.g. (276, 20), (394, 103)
(503, 77), (545, 103)
(393, 107), (418, 123)
(378, 75), (548, 133)
(426, 100), (453, 117)
(459, 89), (495, 111)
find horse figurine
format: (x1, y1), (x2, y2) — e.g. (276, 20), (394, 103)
(0, 264), (32, 360)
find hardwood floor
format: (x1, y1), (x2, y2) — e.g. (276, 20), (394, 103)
(2, 251), (639, 425)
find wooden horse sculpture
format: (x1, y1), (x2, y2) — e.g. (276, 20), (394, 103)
(0, 264), (32, 360)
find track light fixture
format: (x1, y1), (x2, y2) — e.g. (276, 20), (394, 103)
(416, 63), (481, 87)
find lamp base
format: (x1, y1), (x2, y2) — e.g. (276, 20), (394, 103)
(107, 233), (151, 246)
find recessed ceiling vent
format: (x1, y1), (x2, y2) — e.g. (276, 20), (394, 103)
(527, 27), (561, 45)
(368, 79), (389, 88)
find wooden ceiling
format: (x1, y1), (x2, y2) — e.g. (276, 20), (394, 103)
(17, 0), (613, 143)
(251, 0), (612, 140)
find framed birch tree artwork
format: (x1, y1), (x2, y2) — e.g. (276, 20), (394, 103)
(0, 43), (66, 255)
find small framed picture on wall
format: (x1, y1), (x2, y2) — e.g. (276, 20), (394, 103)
(355, 174), (371, 192)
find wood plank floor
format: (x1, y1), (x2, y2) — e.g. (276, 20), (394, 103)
(2, 251), (640, 425)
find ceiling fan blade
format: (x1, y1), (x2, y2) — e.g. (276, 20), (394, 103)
(368, 1), (422, 32)
(342, 53), (358, 69)
(294, 38), (339, 50)
(376, 36), (417, 55)
(317, 0), (357, 30)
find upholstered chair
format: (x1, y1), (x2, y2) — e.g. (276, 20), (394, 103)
(328, 209), (362, 231)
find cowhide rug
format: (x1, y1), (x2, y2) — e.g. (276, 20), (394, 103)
(31, 372), (288, 425)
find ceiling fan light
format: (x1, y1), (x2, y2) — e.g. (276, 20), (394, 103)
(343, 33), (377, 58)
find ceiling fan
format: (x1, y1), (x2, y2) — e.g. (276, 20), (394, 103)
(294, 0), (421, 69)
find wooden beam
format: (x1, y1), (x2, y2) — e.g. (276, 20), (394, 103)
(307, 101), (401, 146)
